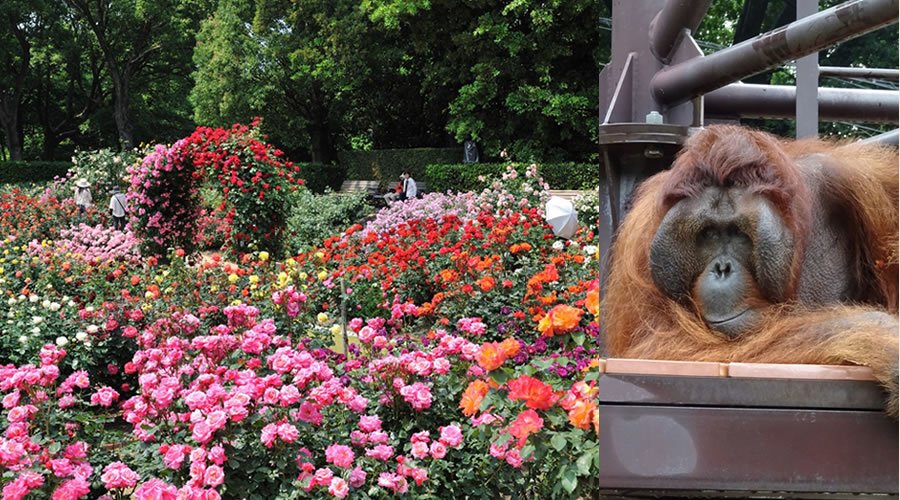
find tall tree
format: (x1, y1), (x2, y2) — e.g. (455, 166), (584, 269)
(0, 0), (45, 160)
(65, 0), (201, 149)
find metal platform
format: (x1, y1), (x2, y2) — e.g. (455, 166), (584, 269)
(598, 360), (899, 499)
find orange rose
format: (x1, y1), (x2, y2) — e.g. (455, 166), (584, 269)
(499, 338), (521, 358)
(507, 375), (559, 410)
(537, 304), (584, 337)
(476, 342), (506, 371)
(476, 276), (496, 292)
(508, 409), (544, 446)
(459, 380), (490, 416)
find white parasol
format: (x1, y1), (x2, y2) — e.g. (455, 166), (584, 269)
(545, 196), (578, 239)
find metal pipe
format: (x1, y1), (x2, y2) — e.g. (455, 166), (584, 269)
(705, 84), (899, 123)
(649, 0), (713, 63)
(859, 129), (899, 146)
(819, 66), (900, 80)
(652, 0), (899, 106)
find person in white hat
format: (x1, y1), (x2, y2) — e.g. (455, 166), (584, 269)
(74, 179), (92, 215)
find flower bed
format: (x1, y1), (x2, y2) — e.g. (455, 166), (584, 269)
(0, 155), (599, 497)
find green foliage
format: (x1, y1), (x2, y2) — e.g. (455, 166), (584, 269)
(283, 190), (373, 254)
(425, 162), (598, 193)
(0, 161), (70, 184)
(298, 162), (346, 193)
(339, 147), (462, 184)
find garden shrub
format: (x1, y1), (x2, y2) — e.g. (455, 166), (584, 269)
(300, 162), (346, 193)
(70, 148), (139, 193)
(339, 147), (462, 185)
(0, 161), (70, 184)
(425, 162), (598, 192)
(284, 189), (373, 253)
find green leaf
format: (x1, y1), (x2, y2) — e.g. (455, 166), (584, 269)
(576, 451), (594, 476)
(572, 331), (585, 346)
(520, 444), (534, 459)
(560, 467), (578, 493)
(550, 433), (567, 451)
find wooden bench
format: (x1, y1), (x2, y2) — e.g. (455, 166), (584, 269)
(598, 359), (898, 498)
(339, 180), (381, 197)
(548, 189), (595, 201)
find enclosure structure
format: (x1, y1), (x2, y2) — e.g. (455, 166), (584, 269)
(597, 0), (899, 497)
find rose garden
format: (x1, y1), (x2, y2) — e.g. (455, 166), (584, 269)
(0, 122), (600, 498)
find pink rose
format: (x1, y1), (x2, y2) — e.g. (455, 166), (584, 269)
(204, 465), (225, 487)
(358, 415), (381, 433)
(439, 425), (463, 447)
(101, 462), (139, 489)
(325, 444), (355, 469)
(328, 477), (349, 498)
(429, 442), (447, 460)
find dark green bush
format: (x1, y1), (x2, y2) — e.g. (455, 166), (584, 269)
(300, 163), (346, 193)
(284, 190), (373, 253)
(424, 162), (599, 193)
(0, 161), (71, 184)
(338, 148), (463, 186)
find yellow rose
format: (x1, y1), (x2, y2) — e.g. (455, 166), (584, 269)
(228, 273), (239, 283)
(298, 272), (308, 280)
(258, 251), (269, 262)
(330, 324), (342, 336)
(249, 275), (259, 284)
(317, 312), (329, 324)
(144, 291), (154, 299)
(318, 270), (328, 281)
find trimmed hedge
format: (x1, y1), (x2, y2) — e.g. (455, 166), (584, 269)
(0, 161), (71, 184)
(424, 162), (599, 193)
(299, 163), (346, 194)
(338, 148), (463, 186)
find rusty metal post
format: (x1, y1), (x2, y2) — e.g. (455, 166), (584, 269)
(652, 0), (899, 107)
(796, 0), (819, 138)
(649, 0), (713, 63)
(705, 84), (899, 123)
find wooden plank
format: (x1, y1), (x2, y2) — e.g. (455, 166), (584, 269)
(599, 373), (887, 409)
(599, 404), (899, 495)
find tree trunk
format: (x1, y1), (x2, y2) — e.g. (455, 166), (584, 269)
(309, 111), (335, 164)
(0, 100), (23, 161)
(109, 66), (134, 149)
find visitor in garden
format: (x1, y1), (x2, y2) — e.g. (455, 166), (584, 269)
(383, 177), (403, 205)
(400, 170), (417, 201)
(74, 179), (93, 216)
(109, 186), (128, 230)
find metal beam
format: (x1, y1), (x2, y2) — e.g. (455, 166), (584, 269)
(652, 0), (899, 106)
(820, 66), (900, 80)
(705, 84), (899, 123)
(859, 129), (900, 146)
(649, 0), (712, 63)
(796, 0), (819, 138)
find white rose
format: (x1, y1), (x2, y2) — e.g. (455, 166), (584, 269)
(17, 336), (27, 344)
(50, 303), (61, 312)
(552, 240), (565, 251)
(6, 298), (15, 306)
(31, 327), (40, 335)
(75, 331), (88, 342)
(28, 295), (38, 303)
(42, 300), (51, 309)
(86, 324), (99, 334)
(55, 336), (68, 346)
